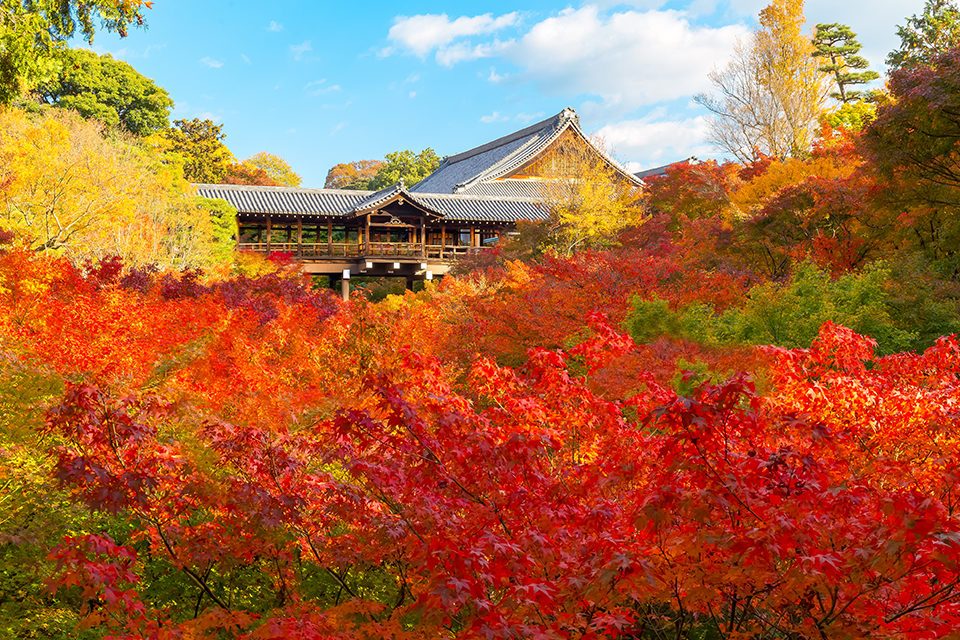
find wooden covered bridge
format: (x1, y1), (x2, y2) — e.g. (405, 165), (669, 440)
(196, 108), (642, 295)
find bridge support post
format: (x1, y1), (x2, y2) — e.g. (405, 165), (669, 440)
(340, 269), (351, 301)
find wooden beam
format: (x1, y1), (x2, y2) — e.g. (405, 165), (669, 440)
(265, 215), (272, 253)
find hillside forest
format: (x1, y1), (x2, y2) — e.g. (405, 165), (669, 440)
(5, 0), (960, 638)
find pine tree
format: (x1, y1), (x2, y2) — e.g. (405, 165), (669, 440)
(813, 23), (879, 103)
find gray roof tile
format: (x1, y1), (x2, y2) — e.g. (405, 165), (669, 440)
(194, 183), (547, 224)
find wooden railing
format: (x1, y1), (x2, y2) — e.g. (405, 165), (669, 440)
(363, 242), (424, 257)
(237, 242), (487, 260)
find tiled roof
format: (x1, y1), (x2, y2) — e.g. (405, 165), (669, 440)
(456, 179), (548, 199)
(416, 193), (549, 223)
(196, 184), (369, 215)
(352, 183), (403, 212)
(633, 157), (695, 181)
(194, 183), (547, 224)
(411, 107), (642, 195)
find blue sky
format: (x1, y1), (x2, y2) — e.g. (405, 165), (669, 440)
(86, 0), (924, 186)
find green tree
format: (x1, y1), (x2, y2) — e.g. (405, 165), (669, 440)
(0, 0), (150, 104)
(813, 23), (879, 103)
(37, 48), (172, 135)
(162, 118), (235, 184)
(244, 151), (301, 187)
(626, 263), (920, 354)
(369, 148), (440, 189)
(887, 0), (960, 70)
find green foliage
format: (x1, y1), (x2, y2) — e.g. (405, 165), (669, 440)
(369, 148), (440, 189)
(887, 0), (960, 69)
(162, 118), (235, 184)
(813, 23), (879, 103)
(627, 263), (921, 354)
(37, 48), (172, 135)
(0, 6), (59, 104)
(0, 0), (149, 104)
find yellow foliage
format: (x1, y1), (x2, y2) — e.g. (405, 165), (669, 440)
(729, 153), (858, 219)
(542, 136), (645, 254)
(0, 107), (235, 271)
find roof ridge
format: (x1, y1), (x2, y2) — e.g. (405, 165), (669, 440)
(441, 108), (574, 165)
(454, 120), (569, 193)
(416, 191), (542, 203)
(193, 183), (375, 196)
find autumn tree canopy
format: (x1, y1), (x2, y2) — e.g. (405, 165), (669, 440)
(887, 0), (960, 69)
(160, 118), (235, 184)
(324, 159), (384, 190)
(697, 0), (827, 161)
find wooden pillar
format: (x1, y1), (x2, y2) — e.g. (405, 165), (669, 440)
(296, 217), (303, 256)
(420, 219), (426, 257)
(470, 226), (477, 248)
(440, 224), (446, 259)
(265, 215), (272, 253)
(341, 278), (350, 301)
(365, 215), (371, 254)
(327, 220), (333, 255)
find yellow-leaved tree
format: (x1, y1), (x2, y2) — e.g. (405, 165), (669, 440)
(697, 0), (828, 161)
(541, 136), (645, 255)
(0, 108), (236, 271)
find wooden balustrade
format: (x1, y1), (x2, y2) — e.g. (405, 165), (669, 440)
(237, 242), (487, 261)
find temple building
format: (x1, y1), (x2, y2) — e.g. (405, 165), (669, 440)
(196, 107), (642, 288)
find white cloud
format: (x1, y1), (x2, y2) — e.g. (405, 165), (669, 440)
(386, 11), (519, 59)
(240, 53), (251, 64)
(436, 40), (507, 66)
(290, 40), (313, 61)
(304, 79), (341, 95)
(595, 114), (715, 168)
(480, 111), (510, 124)
(504, 7), (748, 111)
(480, 111), (546, 124)
(267, 20), (284, 32)
(383, 6), (746, 111)
(487, 68), (506, 83)
(516, 112), (545, 123)
(199, 56), (223, 69)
